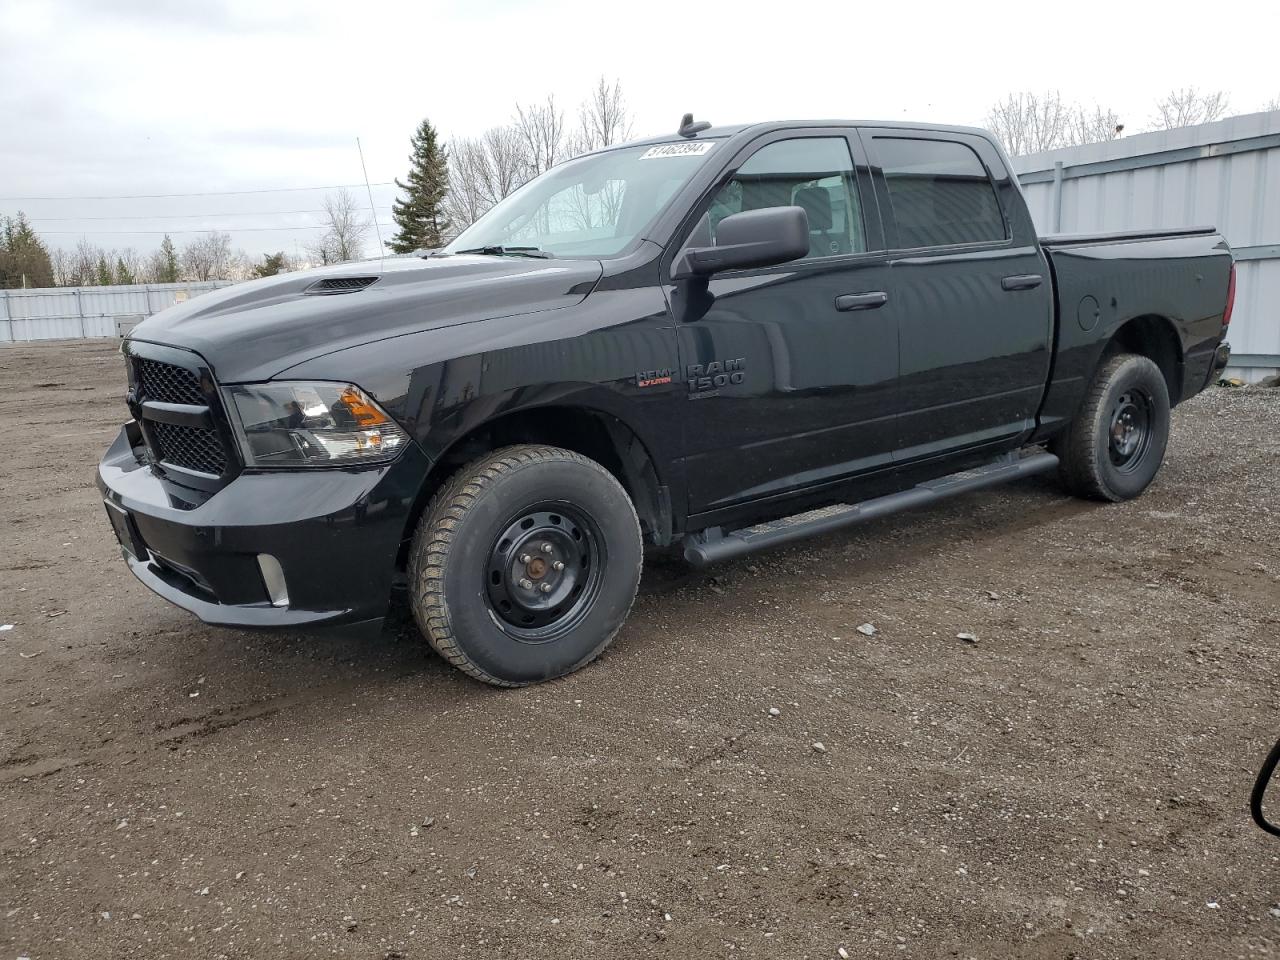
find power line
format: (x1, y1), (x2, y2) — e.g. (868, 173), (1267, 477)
(39, 224), (343, 235)
(24, 207), (393, 222)
(0, 182), (396, 202)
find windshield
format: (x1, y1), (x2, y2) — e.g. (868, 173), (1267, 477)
(442, 141), (720, 259)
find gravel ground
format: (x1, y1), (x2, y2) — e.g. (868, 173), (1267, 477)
(1, 339), (1279, 960)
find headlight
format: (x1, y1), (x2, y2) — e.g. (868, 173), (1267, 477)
(225, 381), (409, 468)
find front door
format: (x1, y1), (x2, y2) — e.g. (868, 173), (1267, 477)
(667, 132), (899, 516)
(861, 129), (1054, 461)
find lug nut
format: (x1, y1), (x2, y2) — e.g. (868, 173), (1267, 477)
(541, 542), (554, 554)
(552, 560), (565, 572)
(518, 578), (533, 590)
(539, 582), (553, 593)
(519, 553), (531, 564)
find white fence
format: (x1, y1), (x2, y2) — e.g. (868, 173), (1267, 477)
(0, 280), (232, 343)
(1013, 110), (1280, 380)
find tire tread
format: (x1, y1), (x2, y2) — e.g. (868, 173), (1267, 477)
(1056, 352), (1167, 502)
(407, 444), (641, 687)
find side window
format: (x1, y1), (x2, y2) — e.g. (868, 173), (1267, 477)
(697, 137), (866, 260)
(873, 137), (1006, 248)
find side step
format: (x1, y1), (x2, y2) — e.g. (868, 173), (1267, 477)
(683, 450), (1059, 567)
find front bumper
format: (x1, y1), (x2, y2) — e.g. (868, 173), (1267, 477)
(97, 425), (429, 632)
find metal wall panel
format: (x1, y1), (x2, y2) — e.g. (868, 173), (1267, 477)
(0, 281), (231, 344)
(1013, 110), (1280, 380)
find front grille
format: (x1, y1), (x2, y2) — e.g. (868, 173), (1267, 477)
(128, 349), (237, 485)
(149, 421), (228, 475)
(135, 358), (205, 405)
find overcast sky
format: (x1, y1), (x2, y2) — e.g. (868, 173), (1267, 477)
(3, 0), (1278, 259)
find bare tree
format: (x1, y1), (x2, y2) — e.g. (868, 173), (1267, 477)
(142, 248), (167, 284)
(69, 238), (100, 286)
(986, 92), (1073, 156)
(444, 80), (637, 234)
(576, 76), (633, 153)
(1069, 105), (1124, 146)
(1152, 88), (1230, 130)
(181, 232), (233, 281)
(49, 248), (72, 286)
(446, 126), (533, 231)
(115, 247), (144, 285)
(987, 91), (1126, 155)
(1264, 95), (1280, 112)
(223, 249), (254, 282)
(443, 140), (489, 233)
(514, 95), (570, 178)
(310, 188), (370, 263)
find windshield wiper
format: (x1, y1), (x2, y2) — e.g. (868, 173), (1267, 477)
(447, 245), (553, 259)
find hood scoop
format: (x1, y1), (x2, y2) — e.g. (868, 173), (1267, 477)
(305, 276), (379, 295)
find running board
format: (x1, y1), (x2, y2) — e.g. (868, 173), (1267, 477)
(683, 451), (1059, 567)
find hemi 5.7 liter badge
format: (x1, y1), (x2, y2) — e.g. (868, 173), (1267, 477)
(635, 368), (673, 388)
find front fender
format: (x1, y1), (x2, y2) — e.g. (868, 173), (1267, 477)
(280, 286), (684, 497)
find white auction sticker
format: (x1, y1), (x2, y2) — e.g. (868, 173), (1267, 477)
(639, 141), (716, 160)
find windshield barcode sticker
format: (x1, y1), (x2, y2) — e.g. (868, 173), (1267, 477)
(639, 142), (716, 160)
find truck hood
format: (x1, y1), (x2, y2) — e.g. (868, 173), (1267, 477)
(127, 254), (603, 382)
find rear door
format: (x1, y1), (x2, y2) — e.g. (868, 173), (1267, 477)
(860, 129), (1053, 461)
(664, 130), (899, 516)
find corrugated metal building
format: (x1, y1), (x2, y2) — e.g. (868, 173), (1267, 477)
(1012, 110), (1280, 381)
(0, 280), (231, 342)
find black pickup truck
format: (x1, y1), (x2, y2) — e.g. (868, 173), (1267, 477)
(98, 117), (1235, 686)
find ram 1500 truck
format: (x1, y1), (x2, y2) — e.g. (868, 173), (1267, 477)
(98, 117), (1235, 686)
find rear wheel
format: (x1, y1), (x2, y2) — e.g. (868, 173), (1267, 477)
(1054, 352), (1171, 502)
(408, 445), (642, 686)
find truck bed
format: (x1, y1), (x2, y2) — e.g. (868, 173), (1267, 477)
(1034, 225), (1232, 437)
(1040, 225), (1218, 248)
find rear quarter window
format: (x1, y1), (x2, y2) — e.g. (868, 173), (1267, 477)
(873, 137), (1006, 249)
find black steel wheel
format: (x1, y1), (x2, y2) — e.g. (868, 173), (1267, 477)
(485, 506), (605, 642)
(1055, 352), (1171, 502)
(408, 445), (642, 686)
(1107, 388), (1154, 473)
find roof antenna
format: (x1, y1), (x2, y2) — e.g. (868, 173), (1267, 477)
(678, 113), (711, 138)
(355, 136), (384, 262)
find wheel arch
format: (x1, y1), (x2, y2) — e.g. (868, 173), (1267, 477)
(397, 404), (672, 568)
(1103, 314), (1184, 404)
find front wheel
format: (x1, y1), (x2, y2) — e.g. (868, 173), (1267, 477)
(408, 445), (642, 686)
(1054, 352), (1171, 502)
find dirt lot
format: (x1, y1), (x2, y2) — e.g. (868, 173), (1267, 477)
(1, 339), (1279, 960)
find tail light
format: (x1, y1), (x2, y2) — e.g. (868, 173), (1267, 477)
(1222, 262), (1236, 330)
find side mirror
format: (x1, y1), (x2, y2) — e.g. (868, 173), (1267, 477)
(672, 206), (809, 279)
(1252, 739), (1280, 837)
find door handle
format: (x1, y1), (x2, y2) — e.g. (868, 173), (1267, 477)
(1001, 274), (1043, 291)
(835, 291), (889, 312)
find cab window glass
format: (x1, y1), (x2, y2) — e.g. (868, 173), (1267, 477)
(504, 179), (629, 248)
(445, 142), (715, 258)
(699, 137), (866, 259)
(873, 137), (1006, 248)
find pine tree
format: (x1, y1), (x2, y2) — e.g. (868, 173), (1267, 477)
(0, 212), (54, 289)
(253, 252), (288, 278)
(389, 118), (450, 253)
(157, 235), (179, 283)
(115, 257), (135, 285)
(95, 253), (113, 286)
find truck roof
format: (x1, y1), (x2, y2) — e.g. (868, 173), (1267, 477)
(613, 119), (996, 152)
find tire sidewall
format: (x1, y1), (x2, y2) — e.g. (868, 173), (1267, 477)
(429, 456), (641, 684)
(1090, 356), (1170, 500)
